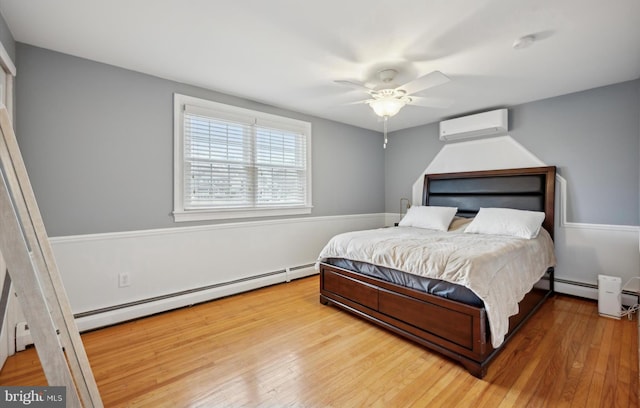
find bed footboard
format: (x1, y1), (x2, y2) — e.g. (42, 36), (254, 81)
(319, 262), (553, 378)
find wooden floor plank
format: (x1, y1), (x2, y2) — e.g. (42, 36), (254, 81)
(0, 276), (637, 407)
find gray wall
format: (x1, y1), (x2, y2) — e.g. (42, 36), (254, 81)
(15, 44), (384, 236)
(385, 79), (640, 226)
(13, 42), (640, 235)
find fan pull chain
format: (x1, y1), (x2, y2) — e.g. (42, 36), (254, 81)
(383, 116), (388, 149)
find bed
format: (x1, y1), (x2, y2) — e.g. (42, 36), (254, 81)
(317, 166), (556, 378)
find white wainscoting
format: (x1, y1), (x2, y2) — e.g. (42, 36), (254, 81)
(555, 225), (640, 306)
(35, 207), (640, 334)
(50, 213), (386, 332)
(555, 175), (640, 304)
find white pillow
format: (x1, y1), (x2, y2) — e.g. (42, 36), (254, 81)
(398, 206), (458, 231)
(464, 207), (546, 239)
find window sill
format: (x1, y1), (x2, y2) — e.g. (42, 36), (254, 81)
(173, 206), (313, 222)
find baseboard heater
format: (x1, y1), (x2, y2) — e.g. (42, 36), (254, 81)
(73, 263), (317, 330)
(555, 277), (637, 306)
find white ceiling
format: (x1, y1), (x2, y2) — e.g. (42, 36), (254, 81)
(0, 0), (638, 132)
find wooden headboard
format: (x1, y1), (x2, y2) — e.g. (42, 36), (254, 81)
(423, 166), (556, 239)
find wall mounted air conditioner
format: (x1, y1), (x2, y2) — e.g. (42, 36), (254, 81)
(439, 108), (508, 142)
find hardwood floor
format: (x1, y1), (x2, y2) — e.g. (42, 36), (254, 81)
(0, 276), (638, 407)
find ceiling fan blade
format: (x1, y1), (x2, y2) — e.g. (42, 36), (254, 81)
(397, 70), (450, 95)
(334, 79), (374, 92)
(409, 96), (454, 109)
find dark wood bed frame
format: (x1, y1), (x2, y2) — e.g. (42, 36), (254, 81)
(319, 166), (556, 378)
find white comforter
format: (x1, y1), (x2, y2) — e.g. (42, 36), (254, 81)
(316, 225), (556, 348)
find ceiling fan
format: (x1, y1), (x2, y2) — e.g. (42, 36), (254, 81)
(335, 69), (452, 148)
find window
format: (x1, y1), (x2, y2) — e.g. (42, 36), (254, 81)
(173, 94), (312, 221)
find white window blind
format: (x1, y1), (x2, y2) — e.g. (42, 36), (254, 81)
(174, 94), (312, 221)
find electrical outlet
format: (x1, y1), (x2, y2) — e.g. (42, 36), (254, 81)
(118, 272), (130, 288)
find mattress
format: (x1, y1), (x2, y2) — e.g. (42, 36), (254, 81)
(324, 257), (483, 307)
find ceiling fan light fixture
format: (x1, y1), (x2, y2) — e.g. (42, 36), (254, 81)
(335, 69), (452, 148)
(368, 97), (406, 118)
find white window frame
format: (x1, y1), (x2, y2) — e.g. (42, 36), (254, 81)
(173, 94), (312, 222)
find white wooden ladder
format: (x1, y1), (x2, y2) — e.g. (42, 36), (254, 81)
(0, 106), (103, 407)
